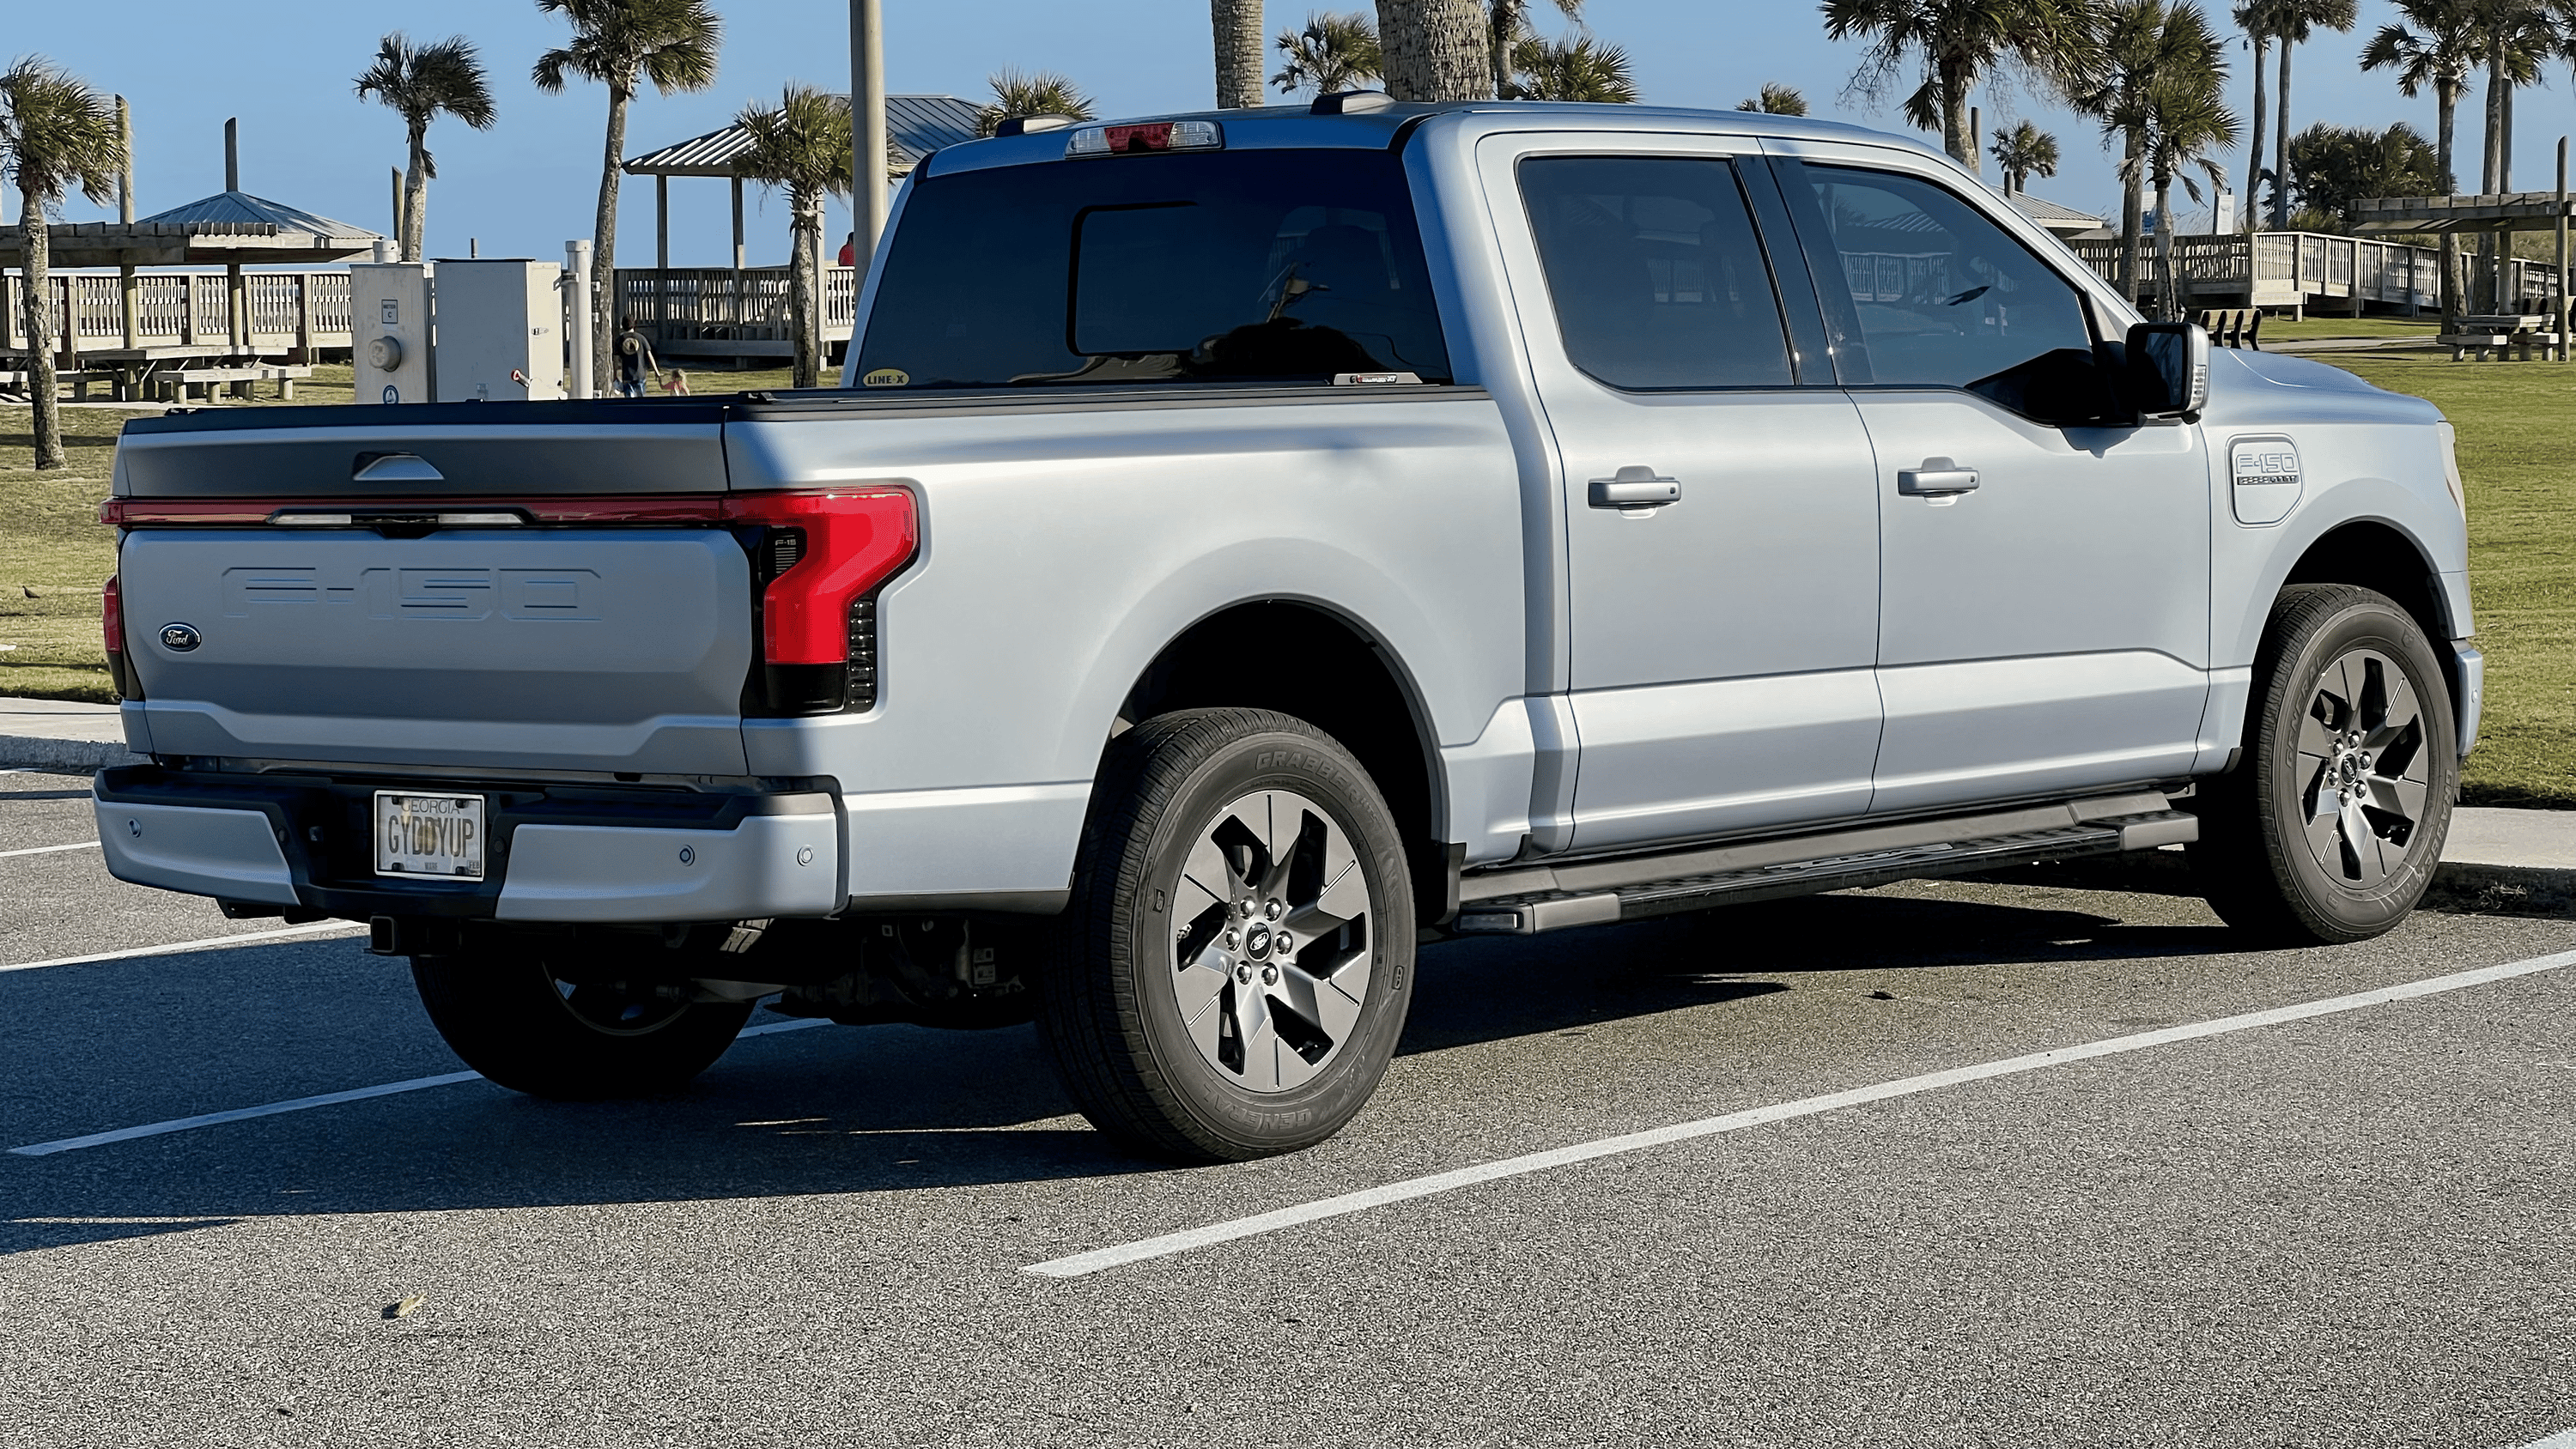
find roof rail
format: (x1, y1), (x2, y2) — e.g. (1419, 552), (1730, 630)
(1312, 90), (1395, 115)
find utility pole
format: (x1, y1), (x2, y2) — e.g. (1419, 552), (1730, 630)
(2558, 136), (2569, 362)
(849, 0), (889, 285)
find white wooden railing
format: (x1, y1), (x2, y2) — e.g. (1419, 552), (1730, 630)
(0, 270), (353, 357)
(2068, 230), (2562, 311)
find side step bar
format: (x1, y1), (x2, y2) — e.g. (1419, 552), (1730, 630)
(1454, 792), (2197, 936)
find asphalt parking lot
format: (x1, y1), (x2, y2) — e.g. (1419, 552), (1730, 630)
(4, 764), (2573, 1448)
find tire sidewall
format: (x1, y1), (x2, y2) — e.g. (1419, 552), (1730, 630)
(2253, 593), (2458, 937)
(1117, 724), (1415, 1155)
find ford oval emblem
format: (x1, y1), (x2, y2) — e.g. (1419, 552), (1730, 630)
(160, 622), (201, 652)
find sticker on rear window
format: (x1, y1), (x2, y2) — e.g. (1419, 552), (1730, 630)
(862, 368), (909, 387)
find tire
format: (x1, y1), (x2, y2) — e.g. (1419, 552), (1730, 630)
(1038, 708), (1417, 1162)
(2189, 584), (2458, 945)
(410, 941), (754, 1100)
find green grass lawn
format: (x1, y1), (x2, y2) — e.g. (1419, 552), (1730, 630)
(2257, 315), (2442, 342)
(4, 355), (2567, 806)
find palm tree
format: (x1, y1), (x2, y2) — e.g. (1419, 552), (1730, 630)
(734, 86), (850, 390)
(1487, 0), (1583, 98)
(1375, 0), (1493, 99)
(2075, 0), (2189, 302)
(2232, 2), (2273, 228)
(1214, 1), (1266, 107)
(2262, 0), (2357, 229)
(1991, 120), (2062, 191)
(533, 0), (723, 392)
(354, 33), (496, 264)
(1510, 34), (1639, 100)
(974, 71), (1097, 136)
(1735, 82), (1811, 114)
(0, 58), (123, 471)
(2361, 0), (2482, 318)
(2138, 3), (2238, 317)
(1823, 0), (2107, 173)
(1273, 13), (1385, 96)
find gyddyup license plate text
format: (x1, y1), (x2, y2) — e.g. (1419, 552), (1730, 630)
(374, 792), (487, 880)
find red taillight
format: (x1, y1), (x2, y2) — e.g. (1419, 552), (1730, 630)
(719, 489), (916, 665)
(102, 573), (123, 657)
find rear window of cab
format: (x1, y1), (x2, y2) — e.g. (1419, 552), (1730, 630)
(854, 149), (1452, 389)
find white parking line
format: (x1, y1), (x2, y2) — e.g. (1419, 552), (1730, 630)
(2517, 1429), (2576, 1449)
(1025, 949), (2576, 1279)
(0, 920), (367, 973)
(7, 1016), (833, 1157)
(0, 840), (100, 859)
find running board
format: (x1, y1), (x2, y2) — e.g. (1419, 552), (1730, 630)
(1453, 796), (2197, 937)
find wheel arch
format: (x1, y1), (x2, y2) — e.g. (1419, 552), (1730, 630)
(2276, 518), (2466, 730)
(1115, 599), (1451, 923)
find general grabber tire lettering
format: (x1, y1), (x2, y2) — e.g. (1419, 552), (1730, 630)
(2189, 584), (2458, 946)
(410, 940), (754, 1100)
(1038, 708), (1417, 1162)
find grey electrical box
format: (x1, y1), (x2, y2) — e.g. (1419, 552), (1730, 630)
(431, 259), (565, 403)
(349, 263), (434, 406)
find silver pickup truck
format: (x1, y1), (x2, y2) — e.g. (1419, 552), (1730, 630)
(93, 100), (2479, 1161)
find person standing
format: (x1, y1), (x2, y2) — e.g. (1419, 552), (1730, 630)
(612, 317), (661, 398)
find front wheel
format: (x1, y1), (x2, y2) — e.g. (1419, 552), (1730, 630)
(1038, 708), (1416, 1162)
(410, 940), (754, 1099)
(2190, 584), (2458, 945)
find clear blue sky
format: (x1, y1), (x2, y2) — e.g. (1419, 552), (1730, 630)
(12, 2), (2558, 267)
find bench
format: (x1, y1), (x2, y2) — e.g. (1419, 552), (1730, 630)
(2194, 307), (2264, 350)
(147, 364), (314, 403)
(2441, 314), (2555, 361)
(0, 369), (119, 400)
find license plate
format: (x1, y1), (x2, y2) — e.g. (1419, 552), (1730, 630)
(374, 791), (487, 880)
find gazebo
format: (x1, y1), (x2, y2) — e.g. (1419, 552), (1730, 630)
(616, 94), (979, 359)
(0, 121), (380, 397)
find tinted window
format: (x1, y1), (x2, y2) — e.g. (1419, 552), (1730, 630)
(1789, 164), (2092, 390)
(1519, 156), (1793, 389)
(857, 150), (1449, 388)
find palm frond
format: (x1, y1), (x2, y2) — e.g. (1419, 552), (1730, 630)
(975, 70), (1098, 137)
(0, 55), (126, 207)
(532, 0), (722, 97)
(1273, 11), (1382, 96)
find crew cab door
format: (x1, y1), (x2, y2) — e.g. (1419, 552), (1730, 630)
(1762, 144), (2212, 815)
(1482, 136), (1883, 850)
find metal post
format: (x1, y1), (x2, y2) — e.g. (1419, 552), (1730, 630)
(2557, 137), (2568, 361)
(730, 174), (746, 330)
(391, 167), (404, 252)
(654, 173), (669, 343)
(117, 95), (138, 354)
(850, 0), (890, 279)
(223, 118), (238, 191)
(565, 239), (594, 399)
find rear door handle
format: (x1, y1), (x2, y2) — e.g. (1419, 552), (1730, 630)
(1589, 465), (1681, 508)
(1897, 457), (1979, 496)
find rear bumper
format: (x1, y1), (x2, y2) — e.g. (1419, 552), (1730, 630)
(91, 766), (840, 924)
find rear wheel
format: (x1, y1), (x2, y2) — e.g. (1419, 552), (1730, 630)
(2190, 584), (2458, 945)
(410, 940), (753, 1099)
(1038, 708), (1415, 1162)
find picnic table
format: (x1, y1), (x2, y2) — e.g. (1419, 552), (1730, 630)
(0, 344), (310, 402)
(2440, 313), (2561, 361)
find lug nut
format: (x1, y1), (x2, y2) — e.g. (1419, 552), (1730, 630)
(1264, 900), (1284, 921)
(1234, 963), (1253, 984)
(1224, 929), (1240, 949)
(1275, 931), (1292, 953)
(1261, 965), (1279, 985)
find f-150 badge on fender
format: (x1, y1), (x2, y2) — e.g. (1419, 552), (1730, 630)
(2228, 434), (2302, 526)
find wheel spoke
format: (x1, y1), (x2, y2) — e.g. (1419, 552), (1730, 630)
(1231, 986), (1279, 1090)
(2364, 771), (2427, 829)
(2364, 668), (2421, 751)
(1180, 834), (1242, 911)
(1175, 943), (1230, 1024)
(2295, 696), (2341, 762)
(1272, 957), (1364, 1046)
(2303, 790), (2345, 871)
(2339, 795), (2389, 885)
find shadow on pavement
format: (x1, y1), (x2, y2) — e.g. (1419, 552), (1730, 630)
(0, 885), (2239, 1252)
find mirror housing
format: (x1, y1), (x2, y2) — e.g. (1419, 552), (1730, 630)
(2125, 321), (2210, 419)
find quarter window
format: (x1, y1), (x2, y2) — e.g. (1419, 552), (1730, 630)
(1519, 156), (1795, 390)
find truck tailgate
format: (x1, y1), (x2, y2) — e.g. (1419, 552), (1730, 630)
(119, 528), (754, 774)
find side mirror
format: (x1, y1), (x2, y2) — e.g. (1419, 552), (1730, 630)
(2125, 321), (2210, 418)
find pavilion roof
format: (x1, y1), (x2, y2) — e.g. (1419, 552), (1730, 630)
(0, 191), (380, 268)
(623, 94), (983, 179)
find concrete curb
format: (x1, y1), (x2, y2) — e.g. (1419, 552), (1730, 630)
(1972, 848), (2576, 918)
(0, 736), (145, 773)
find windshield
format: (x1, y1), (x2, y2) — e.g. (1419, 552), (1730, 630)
(855, 149), (1452, 389)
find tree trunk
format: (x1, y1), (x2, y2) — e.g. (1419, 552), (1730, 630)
(2155, 174), (2180, 319)
(1212, 0), (1267, 107)
(1940, 60), (1975, 170)
(2435, 86), (2456, 194)
(2500, 75), (2513, 191)
(2272, 40), (2292, 229)
(2481, 47), (2504, 312)
(2245, 34), (2269, 230)
(402, 121), (429, 264)
(2119, 131), (2145, 304)
(1489, 1), (1515, 99)
(592, 85), (631, 393)
(1374, 0), (1491, 101)
(19, 185), (64, 470)
(790, 189), (821, 389)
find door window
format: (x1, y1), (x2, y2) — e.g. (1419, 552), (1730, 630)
(1783, 162), (2093, 393)
(1518, 156), (1795, 390)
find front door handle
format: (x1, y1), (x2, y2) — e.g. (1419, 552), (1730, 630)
(1897, 457), (1979, 496)
(1589, 465), (1681, 508)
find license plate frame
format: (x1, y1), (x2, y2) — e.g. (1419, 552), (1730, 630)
(373, 791), (489, 881)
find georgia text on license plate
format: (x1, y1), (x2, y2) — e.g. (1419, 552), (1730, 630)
(375, 791), (487, 879)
